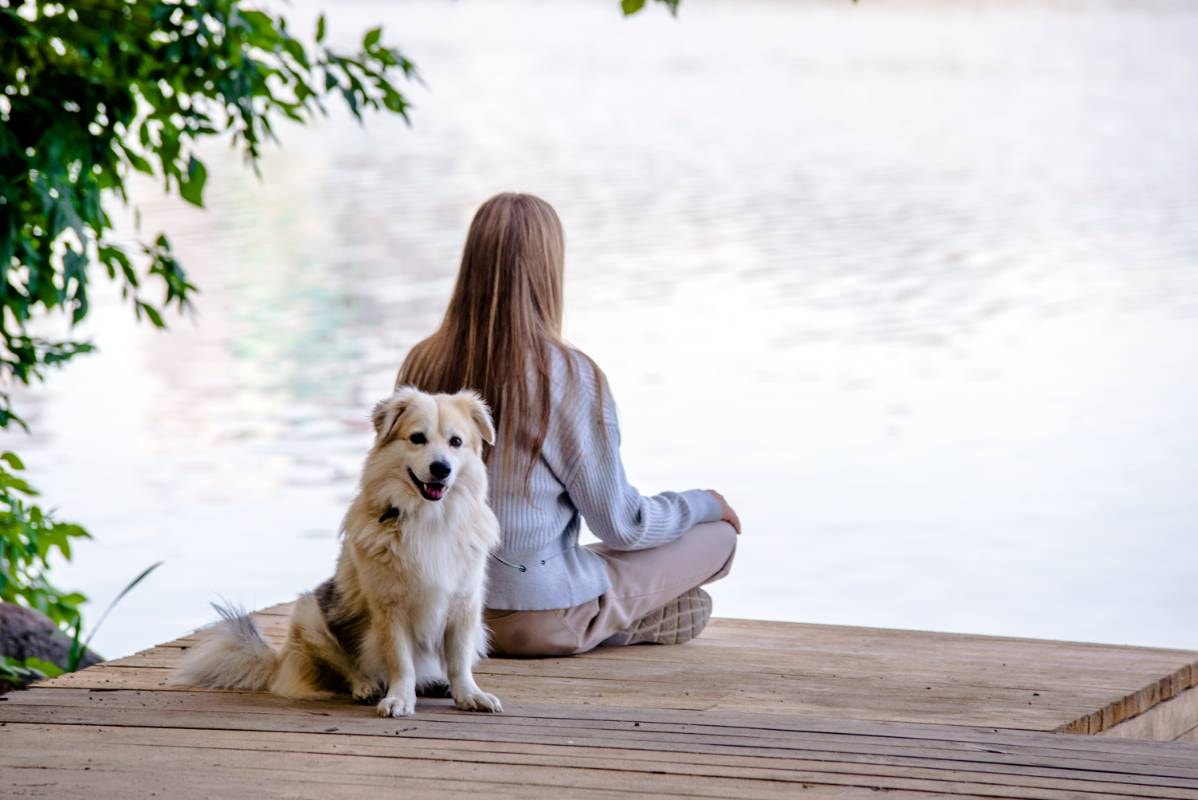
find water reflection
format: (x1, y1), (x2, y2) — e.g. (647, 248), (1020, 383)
(4, 0), (1197, 657)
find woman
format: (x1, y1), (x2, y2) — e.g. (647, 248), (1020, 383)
(397, 192), (740, 657)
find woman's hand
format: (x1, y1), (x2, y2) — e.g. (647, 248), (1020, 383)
(708, 490), (742, 534)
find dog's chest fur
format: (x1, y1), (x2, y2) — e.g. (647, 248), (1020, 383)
(325, 496), (497, 660)
(363, 512), (488, 596)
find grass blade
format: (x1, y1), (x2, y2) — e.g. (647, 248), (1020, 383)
(71, 561), (163, 671)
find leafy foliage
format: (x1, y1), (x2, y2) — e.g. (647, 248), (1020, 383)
(0, 450), (90, 626)
(1, 654), (62, 691)
(0, 0), (419, 430)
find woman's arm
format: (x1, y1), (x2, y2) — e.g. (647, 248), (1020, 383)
(551, 362), (723, 551)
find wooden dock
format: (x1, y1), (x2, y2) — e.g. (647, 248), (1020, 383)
(3, 601), (1197, 798)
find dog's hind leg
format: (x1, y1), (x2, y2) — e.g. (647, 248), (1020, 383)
(268, 596), (340, 701)
(269, 646), (335, 701)
(295, 591), (383, 702)
(444, 598), (502, 713)
(310, 582), (383, 702)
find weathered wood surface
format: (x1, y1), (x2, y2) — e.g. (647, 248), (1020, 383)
(51, 602), (1198, 734)
(1102, 686), (1198, 742)
(2, 603), (1196, 798)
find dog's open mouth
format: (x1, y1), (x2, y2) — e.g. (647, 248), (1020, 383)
(408, 468), (447, 502)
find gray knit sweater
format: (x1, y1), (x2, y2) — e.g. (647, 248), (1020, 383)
(485, 346), (722, 610)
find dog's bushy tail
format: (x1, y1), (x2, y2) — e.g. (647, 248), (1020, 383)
(173, 603), (277, 691)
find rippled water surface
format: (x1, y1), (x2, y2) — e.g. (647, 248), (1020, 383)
(5, 0), (1197, 658)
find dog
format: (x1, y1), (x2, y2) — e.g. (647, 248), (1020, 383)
(174, 386), (503, 718)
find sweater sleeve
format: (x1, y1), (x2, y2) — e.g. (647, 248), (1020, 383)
(550, 361), (723, 552)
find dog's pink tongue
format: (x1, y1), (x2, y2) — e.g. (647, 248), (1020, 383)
(427, 484), (445, 500)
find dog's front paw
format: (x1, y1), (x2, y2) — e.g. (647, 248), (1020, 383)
(376, 694), (416, 718)
(454, 690), (503, 713)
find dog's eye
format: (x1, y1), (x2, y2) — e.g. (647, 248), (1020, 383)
(449, 435), (463, 448)
(409, 432), (427, 445)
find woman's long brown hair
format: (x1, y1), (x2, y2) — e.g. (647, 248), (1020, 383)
(397, 192), (602, 481)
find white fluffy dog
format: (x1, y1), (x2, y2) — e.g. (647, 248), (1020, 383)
(175, 387), (503, 717)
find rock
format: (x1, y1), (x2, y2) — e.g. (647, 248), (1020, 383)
(0, 602), (103, 691)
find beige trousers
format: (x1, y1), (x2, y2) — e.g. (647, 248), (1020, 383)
(485, 521), (737, 657)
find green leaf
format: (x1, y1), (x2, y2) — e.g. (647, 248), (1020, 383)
(138, 302), (166, 328)
(120, 145), (154, 176)
(23, 657), (64, 679)
(364, 27), (382, 49)
(0, 655), (59, 685)
(1, 452), (25, 470)
(316, 13), (327, 43)
(282, 38), (308, 69)
(29, 657), (63, 679)
(179, 157), (208, 207)
(5, 475), (38, 497)
(237, 9), (275, 37)
(622, 0), (647, 15)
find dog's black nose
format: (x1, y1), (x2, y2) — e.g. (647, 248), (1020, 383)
(429, 460), (451, 480)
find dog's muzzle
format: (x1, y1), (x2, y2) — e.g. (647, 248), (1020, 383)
(408, 468), (448, 501)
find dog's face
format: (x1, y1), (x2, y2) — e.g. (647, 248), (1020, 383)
(369, 387), (495, 505)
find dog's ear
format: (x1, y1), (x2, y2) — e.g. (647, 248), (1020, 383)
(372, 387), (417, 445)
(456, 390), (495, 446)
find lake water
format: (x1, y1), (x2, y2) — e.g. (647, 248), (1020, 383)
(4, 0), (1197, 659)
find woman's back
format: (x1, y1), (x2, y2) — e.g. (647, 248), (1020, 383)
(484, 344), (722, 610)
(485, 345), (611, 609)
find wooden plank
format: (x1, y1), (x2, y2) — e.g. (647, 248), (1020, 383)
(175, 612), (1198, 680)
(3, 723), (1197, 800)
(10, 683), (1198, 765)
(117, 604), (1198, 736)
(37, 661), (1136, 732)
(1102, 686), (1198, 741)
(112, 645), (1184, 697)
(4, 688), (1198, 783)
(7, 708), (1198, 795)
